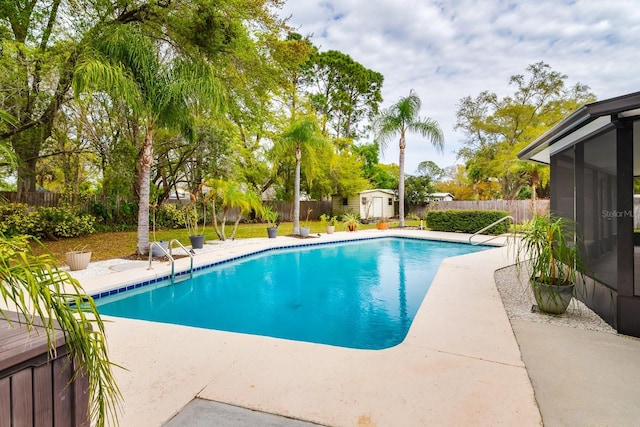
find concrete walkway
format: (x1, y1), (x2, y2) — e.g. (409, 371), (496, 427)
(164, 320), (640, 427)
(513, 321), (640, 426)
(69, 230), (640, 426)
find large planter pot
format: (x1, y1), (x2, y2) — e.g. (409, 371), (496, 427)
(66, 251), (92, 271)
(376, 222), (389, 230)
(347, 223), (357, 232)
(189, 235), (205, 249)
(151, 240), (169, 257)
(267, 227), (278, 238)
(299, 227), (310, 238)
(325, 225), (335, 234)
(531, 278), (575, 314)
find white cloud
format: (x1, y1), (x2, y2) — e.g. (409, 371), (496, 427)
(280, 0), (640, 174)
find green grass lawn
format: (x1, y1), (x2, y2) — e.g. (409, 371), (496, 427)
(33, 220), (421, 266)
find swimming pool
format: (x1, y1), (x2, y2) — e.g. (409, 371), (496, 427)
(96, 238), (488, 349)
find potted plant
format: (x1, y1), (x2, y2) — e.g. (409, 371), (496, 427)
(376, 217), (390, 230)
(263, 206), (279, 238)
(319, 214), (337, 234)
(299, 207), (312, 238)
(513, 215), (585, 314)
(342, 212), (359, 232)
(184, 194), (206, 249)
(66, 246), (92, 271)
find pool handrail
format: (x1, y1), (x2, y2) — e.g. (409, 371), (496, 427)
(169, 239), (194, 280)
(148, 242), (175, 279)
(468, 215), (513, 245)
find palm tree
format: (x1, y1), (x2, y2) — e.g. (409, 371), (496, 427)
(275, 117), (327, 235)
(376, 90), (444, 226)
(74, 26), (224, 254)
(207, 179), (265, 240)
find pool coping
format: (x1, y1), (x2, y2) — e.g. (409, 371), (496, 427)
(80, 229), (542, 426)
(87, 232), (499, 303)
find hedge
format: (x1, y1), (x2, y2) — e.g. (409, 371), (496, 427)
(0, 203), (95, 238)
(426, 209), (511, 235)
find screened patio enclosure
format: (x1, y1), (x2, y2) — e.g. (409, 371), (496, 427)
(518, 91), (640, 337)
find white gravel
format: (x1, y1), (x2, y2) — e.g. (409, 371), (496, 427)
(494, 264), (615, 333)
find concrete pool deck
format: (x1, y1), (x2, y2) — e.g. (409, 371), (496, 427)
(71, 230), (640, 426)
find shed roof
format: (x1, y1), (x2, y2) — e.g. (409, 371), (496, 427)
(518, 91), (640, 164)
(358, 189), (395, 195)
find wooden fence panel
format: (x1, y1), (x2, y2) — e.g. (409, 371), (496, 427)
(408, 199), (550, 224)
(0, 191), (61, 207)
(261, 200), (332, 222)
(0, 192), (560, 225)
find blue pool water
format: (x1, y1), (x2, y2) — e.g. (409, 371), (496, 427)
(96, 238), (488, 349)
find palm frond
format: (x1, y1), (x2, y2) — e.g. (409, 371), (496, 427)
(0, 234), (122, 427)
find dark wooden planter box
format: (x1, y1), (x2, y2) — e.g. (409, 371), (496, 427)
(0, 312), (89, 427)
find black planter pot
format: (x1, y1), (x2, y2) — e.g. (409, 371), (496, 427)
(267, 227), (278, 238)
(531, 278), (575, 314)
(189, 235), (205, 249)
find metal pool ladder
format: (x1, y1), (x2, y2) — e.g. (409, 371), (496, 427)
(468, 215), (513, 245)
(148, 239), (194, 283)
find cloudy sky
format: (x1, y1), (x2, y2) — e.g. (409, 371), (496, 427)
(279, 0), (640, 174)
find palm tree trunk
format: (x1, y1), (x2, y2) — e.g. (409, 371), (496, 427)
(293, 143), (301, 234)
(136, 121), (153, 255)
(230, 216), (243, 239)
(398, 135), (406, 227)
(211, 199), (223, 240)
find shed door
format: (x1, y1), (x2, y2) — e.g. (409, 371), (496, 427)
(372, 197), (383, 217)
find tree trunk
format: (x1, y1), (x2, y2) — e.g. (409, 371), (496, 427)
(293, 143), (301, 235)
(13, 124), (51, 200)
(136, 121), (153, 255)
(398, 134), (406, 227)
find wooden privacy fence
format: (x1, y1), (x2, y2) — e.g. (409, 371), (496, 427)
(408, 199), (550, 224)
(263, 200), (332, 222)
(0, 191), (551, 225)
(220, 200), (333, 222)
(0, 191), (61, 207)
(0, 192), (333, 222)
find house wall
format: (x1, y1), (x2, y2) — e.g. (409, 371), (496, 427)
(550, 119), (640, 337)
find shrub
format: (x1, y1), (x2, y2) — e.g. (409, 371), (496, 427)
(426, 209), (511, 235)
(154, 203), (187, 229)
(38, 206), (96, 237)
(90, 199), (110, 223)
(0, 203), (43, 237)
(0, 204), (95, 238)
(90, 197), (138, 225)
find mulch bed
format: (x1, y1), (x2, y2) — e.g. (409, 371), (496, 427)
(121, 253), (191, 261)
(286, 234), (321, 239)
